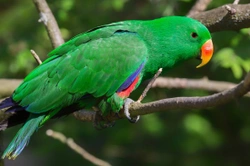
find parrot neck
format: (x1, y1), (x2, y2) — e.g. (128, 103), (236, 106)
(137, 19), (190, 76)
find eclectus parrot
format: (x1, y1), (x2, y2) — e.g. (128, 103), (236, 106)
(0, 16), (213, 159)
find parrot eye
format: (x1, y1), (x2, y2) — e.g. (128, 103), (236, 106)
(191, 32), (198, 38)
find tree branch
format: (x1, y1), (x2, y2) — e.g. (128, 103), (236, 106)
(190, 3), (250, 32)
(151, 77), (250, 97)
(33, 0), (64, 48)
(73, 72), (250, 122)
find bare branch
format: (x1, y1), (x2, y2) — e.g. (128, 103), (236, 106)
(129, 72), (250, 115)
(187, 0), (212, 17)
(33, 0), (64, 48)
(46, 129), (111, 166)
(151, 77), (250, 97)
(73, 72), (250, 122)
(191, 3), (250, 32)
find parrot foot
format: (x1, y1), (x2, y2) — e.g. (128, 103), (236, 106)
(93, 111), (115, 130)
(124, 98), (140, 123)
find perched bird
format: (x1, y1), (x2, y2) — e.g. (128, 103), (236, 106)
(0, 16), (213, 159)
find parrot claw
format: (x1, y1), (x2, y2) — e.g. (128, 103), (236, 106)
(93, 111), (115, 130)
(124, 98), (140, 123)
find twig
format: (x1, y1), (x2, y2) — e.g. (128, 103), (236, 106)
(46, 129), (111, 166)
(33, 0), (64, 48)
(233, 0), (240, 5)
(187, 0), (212, 17)
(137, 68), (162, 102)
(30, 50), (42, 65)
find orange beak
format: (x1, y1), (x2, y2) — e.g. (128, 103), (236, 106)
(196, 39), (214, 68)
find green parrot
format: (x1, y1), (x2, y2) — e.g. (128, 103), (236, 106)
(0, 16), (213, 159)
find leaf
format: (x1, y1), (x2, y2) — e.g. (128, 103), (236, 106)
(213, 48), (246, 79)
(231, 63), (242, 79)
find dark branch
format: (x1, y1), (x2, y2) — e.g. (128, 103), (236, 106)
(74, 72), (250, 122)
(191, 3), (250, 32)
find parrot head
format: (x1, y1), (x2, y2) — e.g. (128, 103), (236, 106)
(144, 16), (214, 71)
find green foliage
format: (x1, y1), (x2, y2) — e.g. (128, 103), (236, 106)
(141, 114), (164, 136)
(212, 28), (250, 79)
(214, 48), (245, 79)
(183, 113), (222, 150)
(1, 0), (250, 166)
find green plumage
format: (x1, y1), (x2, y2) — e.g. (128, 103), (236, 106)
(0, 16), (212, 159)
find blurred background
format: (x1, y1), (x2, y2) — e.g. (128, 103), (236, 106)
(1, 0), (250, 165)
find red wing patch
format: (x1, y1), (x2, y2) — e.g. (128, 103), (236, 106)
(117, 76), (139, 98)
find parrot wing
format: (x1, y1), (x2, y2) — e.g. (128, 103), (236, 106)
(13, 26), (148, 113)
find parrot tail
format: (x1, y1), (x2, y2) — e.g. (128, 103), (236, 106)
(0, 97), (14, 109)
(0, 97), (29, 130)
(1, 114), (45, 160)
